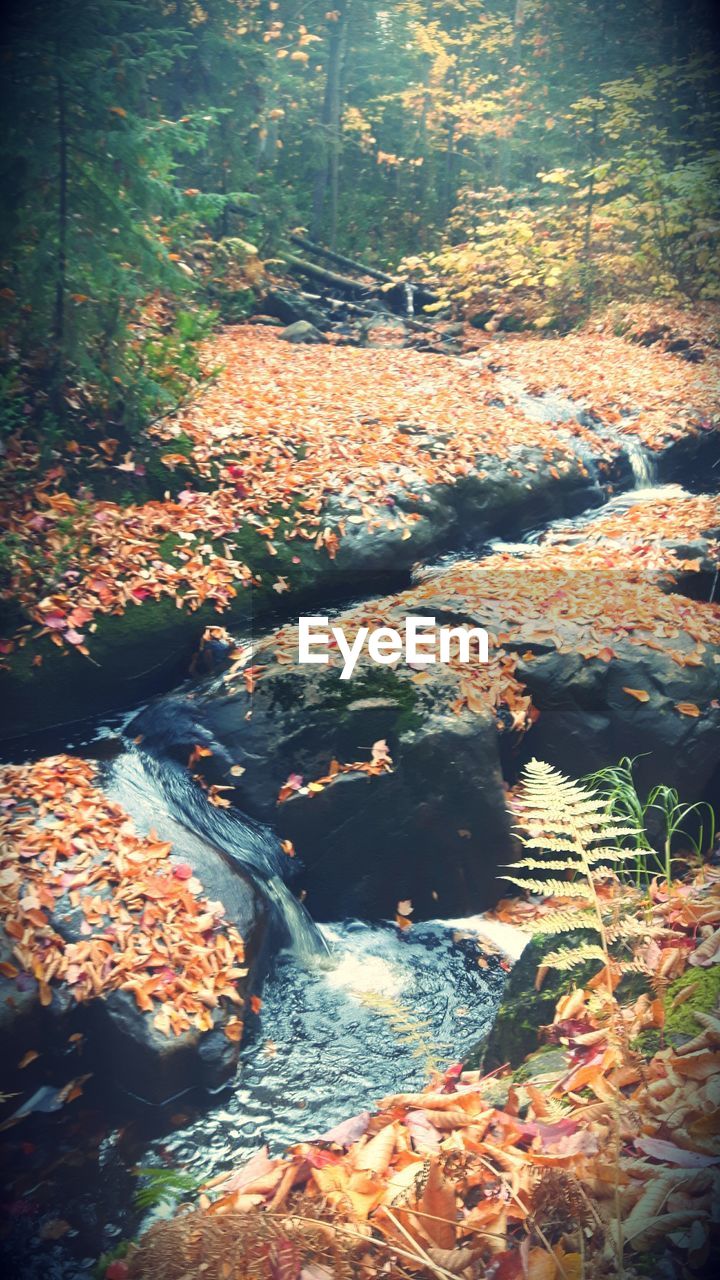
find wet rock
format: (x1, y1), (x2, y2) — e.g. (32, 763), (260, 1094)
(279, 320), (328, 345)
(478, 933), (598, 1071)
(132, 663), (514, 923)
(515, 640), (720, 804)
(0, 753), (267, 1107)
(654, 421), (720, 488)
(359, 314), (408, 348)
(258, 290), (328, 330)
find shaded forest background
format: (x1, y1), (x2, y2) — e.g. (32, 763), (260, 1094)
(0, 0), (718, 439)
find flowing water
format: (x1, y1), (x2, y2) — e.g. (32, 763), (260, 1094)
(403, 281), (415, 318)
(107, 749), (330, 963)
(0, 873), (515, 1278)
(0, 371), (709, 1279)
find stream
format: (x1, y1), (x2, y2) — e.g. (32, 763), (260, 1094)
(0, 733), (515, 1278)
(0, 389), (715, 1279)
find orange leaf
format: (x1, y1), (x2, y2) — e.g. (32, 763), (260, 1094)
(354, 1122), (397, 1175)
(417, 1158), (456, 1249)
(675, 701), (701, 717)
(623, 687), (650, 702)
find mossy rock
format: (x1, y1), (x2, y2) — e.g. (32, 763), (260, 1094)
(664, 963), (720, 1036)
(0, 595), (232, 742)
(0, 505), (408, 741)
(479, 930), (601, 1071)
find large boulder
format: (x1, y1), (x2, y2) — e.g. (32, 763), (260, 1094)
(279, 320), (328, 345)
(257, 289), (328, 330)
(515, 638), (720, 803)
(0, 751), (268, 1108)
(131, 534), (720, 924)
(131, 661), (513, 922)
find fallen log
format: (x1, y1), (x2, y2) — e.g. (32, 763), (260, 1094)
(288, 233), (395, 283)
(283, 253), (378, 298)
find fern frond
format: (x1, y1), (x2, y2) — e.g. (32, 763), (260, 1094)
(542, 944), (608, 970)
(617, 958), (653, 975)
(502, 876), (594, 899)
(509, 857), (584, 872)
(605, 917), (663, 943)
(538, 1094), (573, 1120)
(589, 825), (642, 843)
(518, 836), (584, 853)
(584, 845), (643, 863)
(528, 909), (599, 936)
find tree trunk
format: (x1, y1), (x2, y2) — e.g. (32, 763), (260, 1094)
(495, 0), (526, 188)
(311, 5), (351, 246)
(288, 233), (394, 282)
(581, 1), (609, 312)
(284, 253), (376, 297)
(53, 70), (68, 390)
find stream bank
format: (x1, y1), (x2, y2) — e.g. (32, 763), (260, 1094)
(1, 321), (717, 741)
(1, 317), (718, 1280)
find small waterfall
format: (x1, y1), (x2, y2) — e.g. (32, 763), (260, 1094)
(624, 436), (657, 489)
(107, 750), (329, 962)
(403, 281), (415, 317)
(262, 875), (331, 963)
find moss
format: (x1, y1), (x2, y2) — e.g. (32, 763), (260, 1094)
(140, 434), (201, 500)
(229, 519), (327, 599)
(320, 666), (422, 734)
(0, 594), (232, 738)
(631, 1029), (663, 1057)
(77, 433), (202, 506)
(158, 532), (183, 562)
(480, 930), (600, 1070)
(664, 964), (720, 1037)
(261, 664), (421, 737)
(513, 1044), (568, 1083)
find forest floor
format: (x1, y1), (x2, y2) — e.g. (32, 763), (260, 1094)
(1, 301), (718, 669)
(125, 863), (720, 1280)
(1, 300), (719, 1280)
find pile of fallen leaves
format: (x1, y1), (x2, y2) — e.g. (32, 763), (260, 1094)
(258, 537), (720, 736)
(0, 479), (258, 664)
(0, 756), (247, 1038)
(531, 490), (720, 577)
(465, 319), (720, 451)
(125, 866), (720, 1280)
(608, 302), (720, 360)
(3, 316), (717, 665)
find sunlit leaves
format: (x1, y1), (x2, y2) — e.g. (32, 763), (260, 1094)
(0, 756), (248, 1039)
